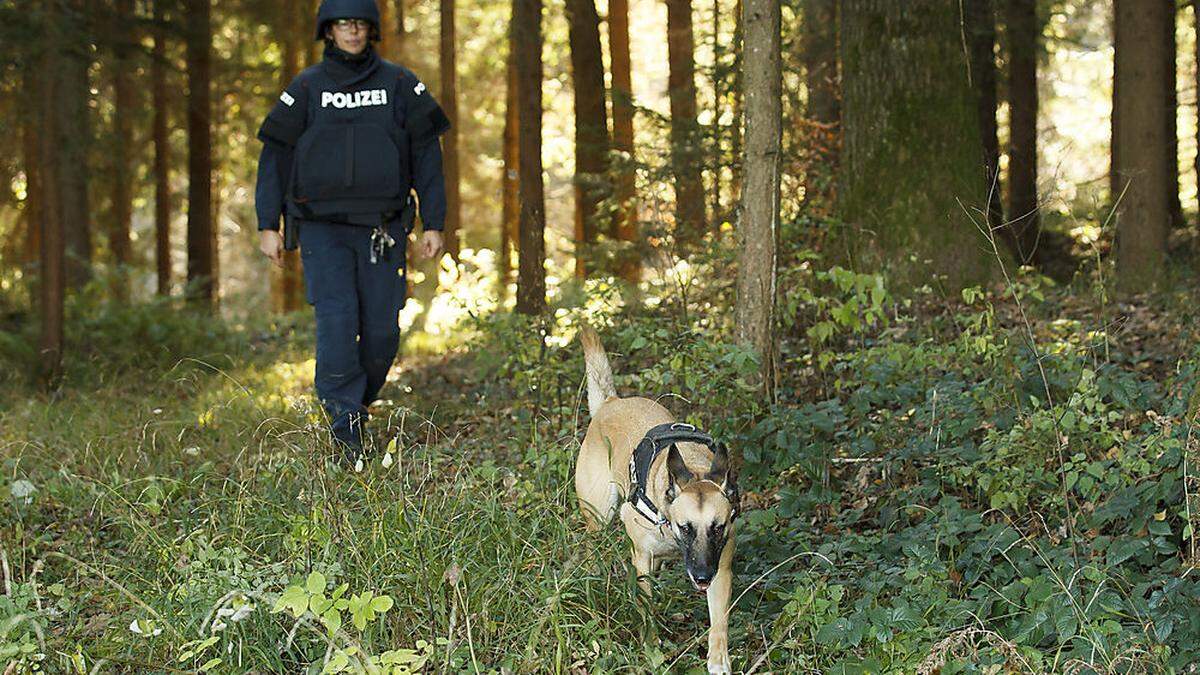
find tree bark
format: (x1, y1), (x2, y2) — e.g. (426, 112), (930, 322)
(803, 0), (839, 125)
(21, 66), (42, 268)
(609, 0), (639, 282)
(737, 0), (780, 400)
(665, 0), (707, 249)
(965, 0), (1004, 245)
(1113, 0), (1170, 293)
(185, 0), (215, 307)
(839, 0), (993, 288)
(60, 0), (93, 290)
(153, 0), (171, 296)
(567, 0), (610, 277)
(514, 0), (546, 314)
(39, 0), (67, 388)
(802, 0), (839, 202)
(395, 0), (407, 60)
(1165, 4), (1183, 229)
(274, 0), (304, 312)
(1006, 0), (1040, 265)
(440, 0), (461, 260)
(110, 0), (135, 300)
(501, 45), (519, 297)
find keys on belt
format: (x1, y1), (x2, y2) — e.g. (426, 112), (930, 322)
(369, 226), (396, 264)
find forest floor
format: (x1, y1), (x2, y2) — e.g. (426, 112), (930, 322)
(2, 266), (1200, 674)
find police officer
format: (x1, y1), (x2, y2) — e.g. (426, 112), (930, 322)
(255, 0), (450, 464)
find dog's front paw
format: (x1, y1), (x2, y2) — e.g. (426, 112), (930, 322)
(706, 638), (731, 674)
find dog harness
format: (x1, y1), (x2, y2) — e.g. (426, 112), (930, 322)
(628, 422), (728, 527)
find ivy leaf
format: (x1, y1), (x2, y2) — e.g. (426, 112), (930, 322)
(274, 585), (309, 618)
(306, 571), (327, 595)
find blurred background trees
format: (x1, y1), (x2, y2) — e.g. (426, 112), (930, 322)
(0, 0), (1194, 385)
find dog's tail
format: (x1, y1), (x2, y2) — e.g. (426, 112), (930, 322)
(579, 326), (617, 416)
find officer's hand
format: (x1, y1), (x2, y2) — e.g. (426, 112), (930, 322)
(259, 229), (284, 268)
(420, 230), (444, 261)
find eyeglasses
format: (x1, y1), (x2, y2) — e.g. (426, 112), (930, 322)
(331, 19), (371, 32)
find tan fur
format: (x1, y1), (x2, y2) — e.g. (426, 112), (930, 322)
(574, 329), (736, 674)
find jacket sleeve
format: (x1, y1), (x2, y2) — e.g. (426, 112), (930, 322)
(255, 140), (294, 232)
(398, 71), (452, 232)
(254, 75), (308, 231)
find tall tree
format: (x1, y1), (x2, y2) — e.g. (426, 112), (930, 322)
(514, 0), (546, 314)
(665, 0), (707, 248)
(274, 0), (304, 312)
(379, 0), (396, 58)
(802, 0), (839, 202)
(737, 0), (781, 400)
(803, 0), (839, 126)
(110, 0), (135, 300)
(1165, 4), (1183, 229)
(501, 45), (519, 296)
(21, 64), (42, 268)
(609, 0), (639, 282)
(38, 2), (67, 388)
(61, 0), (93, 290)
(839, 0), (993, 287)
(1113, 0), (1170, 293)
(1195, 0), (1200, 228)
(965, 0), (1004, 243)
(185, 0), (216, 306)
(152, 0), (171, 296)
(1006, 0), (1040, 265)
(441, 0), (461, 260)
(566, 0), (609, 277)
(394, 0), (407, 60)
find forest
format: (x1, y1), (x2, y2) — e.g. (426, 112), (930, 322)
(2, 0), (1200, 672)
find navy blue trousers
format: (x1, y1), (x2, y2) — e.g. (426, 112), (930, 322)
(299, 218), (407, 450)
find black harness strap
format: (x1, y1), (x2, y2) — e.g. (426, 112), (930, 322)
(628, 422), (718, 527)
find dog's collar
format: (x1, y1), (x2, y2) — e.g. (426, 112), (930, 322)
(628, 422), (727, 528)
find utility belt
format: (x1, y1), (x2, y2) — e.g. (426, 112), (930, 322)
(283, 194), (417, 259)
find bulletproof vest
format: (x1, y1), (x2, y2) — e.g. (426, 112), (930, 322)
(288, 59), (409, 220)
(258, 51), (451, 224)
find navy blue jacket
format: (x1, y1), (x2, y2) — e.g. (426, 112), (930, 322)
(255, 46), (449, 232)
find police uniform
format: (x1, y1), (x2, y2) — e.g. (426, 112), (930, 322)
(255, 0), (450, 457)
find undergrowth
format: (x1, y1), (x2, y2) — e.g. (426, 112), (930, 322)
(2, 228), (1200, 673)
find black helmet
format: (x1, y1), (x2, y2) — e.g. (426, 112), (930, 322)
(314, 0), (380, 41)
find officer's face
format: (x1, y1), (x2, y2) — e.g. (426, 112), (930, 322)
(327, 19), (370, 55)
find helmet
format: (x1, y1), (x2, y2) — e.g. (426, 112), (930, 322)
(314, 0), (380, 41)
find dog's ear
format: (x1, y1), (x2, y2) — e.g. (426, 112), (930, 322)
(666, 444), (694, 499)
(705, 442), (731, 490)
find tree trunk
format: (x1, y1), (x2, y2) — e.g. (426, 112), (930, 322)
(1006, 0), (1040, 265)
(379, 0), (395, 59)
(61, 0), (93, 290)
(275, 0), (304, 312)
(1165, 5), (1183, 229)
(729, 0), (743, 202)
(802, 0), (839, 201)
(1113, 0), (1170, 293)
(39, 1), (67, 388)
(501, 45), (519, 297)
(665, 0), (707, 249)
(22, 67), (42, 268)
(737, 0), (780, 400)
(567, 0), (610, 277)
(185, 0), (215, 307)
(514, 0), (546, 315)
(803, 0), (839, 124)
(395, 0), (407, 60)
(153, 0), (171, 296)
(965, 0), (1004, 243)
(839, 0), (993, 288)
(440, 0), (461, 261)
(110, 0), (135, 300)
(1195, 0), (1200, 230)
(609, 0), (639, 282)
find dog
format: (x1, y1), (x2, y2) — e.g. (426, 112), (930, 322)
(574, 327), (738, 674)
